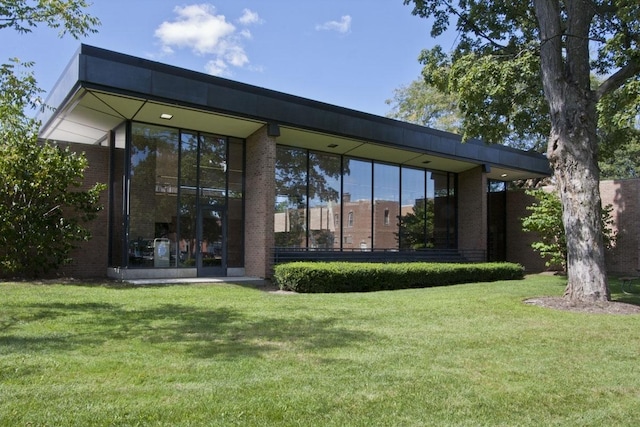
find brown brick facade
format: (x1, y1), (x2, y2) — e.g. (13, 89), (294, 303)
(458, 166), (488, 253)
(244, 126), (277, 278)
(55, 143), (111, 278)
(52, 136), (640, 280)
(505, 190), (548, 272)
(508, 180), (640, 275)
(601, 179), (640, 275)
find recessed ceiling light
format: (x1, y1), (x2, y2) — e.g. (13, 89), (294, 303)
(327, 143), (338, 148)
(160, 113), (173, 120)
(422, 160), (431, 164)
(501, 173), (508, 177)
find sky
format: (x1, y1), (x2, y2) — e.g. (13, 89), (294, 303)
(0, 0), (455, 117)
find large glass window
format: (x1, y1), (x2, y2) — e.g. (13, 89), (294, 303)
(126, 123), (244, 271)
(487, 180), (507, 261)
(308, 152), (341, 249)
(227, 138), (244, 268)
(343, 158), (372, 251)
(400, 168), (427, 249)
(273, 145), (457, 253)
(178, 131), (198, 267)
(129, 125), (179, 267)
(433, 172), (457, 248)
(275, 146), (308, 248)
(373, 163), (400, 249)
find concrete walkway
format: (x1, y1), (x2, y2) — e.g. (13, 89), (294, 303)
(124, 276), (267, 286)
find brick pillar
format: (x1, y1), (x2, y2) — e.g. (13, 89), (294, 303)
(458, 166), (487, 256)
(244, 125), (276, 278)
(506, 190), (548, 272)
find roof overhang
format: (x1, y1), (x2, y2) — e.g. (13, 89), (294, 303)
(40, 44), (551, 181)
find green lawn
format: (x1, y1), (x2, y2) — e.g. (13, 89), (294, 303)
(1, 275), (640, 426)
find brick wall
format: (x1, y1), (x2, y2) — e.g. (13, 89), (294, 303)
(506, 190), (548, 272)
(601, 179), (640, 275)
(244, 125), (276, 278)
(508, 180), (640, 275)
(458, 166), (487, 253)
(55, 143), (111, 278)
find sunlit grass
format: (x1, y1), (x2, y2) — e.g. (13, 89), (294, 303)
(1, 275), (639, 426)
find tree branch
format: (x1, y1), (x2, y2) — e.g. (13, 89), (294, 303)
(596, 59), (640, 101)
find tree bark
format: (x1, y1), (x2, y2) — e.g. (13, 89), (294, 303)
(548, 89), (609, 302)
(534, 0), (610, 302)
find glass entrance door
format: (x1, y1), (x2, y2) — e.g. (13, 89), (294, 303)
(197, 205), (226, 276)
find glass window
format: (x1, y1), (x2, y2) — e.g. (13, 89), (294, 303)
(373, 163), (399, 249)
(308, 151), (341, 249)
(343, 158), (372, 251)
(129, 124), (179, 267)
(199, 133), (227, 206)
(432, 172), (456, 248)
(400, 168), (427, 249)
(272, 145), (457, 254)
(227, 138), (244, 268)
(275, 146), (308, 248)
(178, 131), (198, 267)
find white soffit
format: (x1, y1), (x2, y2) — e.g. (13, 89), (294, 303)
(278, 126), (478, 173)
(131, 101), (264, 138)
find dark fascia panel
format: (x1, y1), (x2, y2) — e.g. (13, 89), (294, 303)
(57, 44), (550, 175)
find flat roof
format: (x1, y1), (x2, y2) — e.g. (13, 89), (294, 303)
(40, 44), (550, 180)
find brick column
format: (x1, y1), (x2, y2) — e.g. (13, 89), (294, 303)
(458, 166), (487, 256)
(244, 125), (277, 278)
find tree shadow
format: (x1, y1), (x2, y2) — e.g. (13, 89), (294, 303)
(1, 301), (373, 360)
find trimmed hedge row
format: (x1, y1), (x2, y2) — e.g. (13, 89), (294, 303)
(273, 262), (525, 293)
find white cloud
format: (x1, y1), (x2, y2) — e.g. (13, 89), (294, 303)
(315, 15), (351, 34)
(155, 4), (261, 76)
(204, 58), (228, 76)
(238, 8), (261, 25)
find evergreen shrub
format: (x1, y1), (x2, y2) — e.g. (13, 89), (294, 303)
(273, 262), (524, 293)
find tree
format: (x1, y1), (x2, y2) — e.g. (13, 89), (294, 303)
(522, 189), (616, 272)
(385, 79), (462, 133)
(398, 198), (435, 249)
(0, 0), (102, 277)
(403, 0), (640, 302)
(0, 0), (99, 37)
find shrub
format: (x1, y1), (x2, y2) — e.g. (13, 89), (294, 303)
(273, 262), (524, 293)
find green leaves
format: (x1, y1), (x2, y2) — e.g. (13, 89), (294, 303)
(0, 0), (100, 38)
(0, 60), (105, 277)
(521, 189), (617, 271)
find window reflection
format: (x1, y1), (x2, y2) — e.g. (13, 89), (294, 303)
(308, 152), (341, 249)
(343, 158), (372, 251)
(373, 163), (399, 249)
(275, 146), (308, 248)
(129, 125), (179, 267)
(273, 145), (457, 253)
(127, 124), (244, 270)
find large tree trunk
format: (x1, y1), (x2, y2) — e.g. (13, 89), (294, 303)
(534, 0), (610, 302)
(547, 89), (610, 302)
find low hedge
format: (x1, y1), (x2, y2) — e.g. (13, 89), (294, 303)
(273, 262), (524, 293)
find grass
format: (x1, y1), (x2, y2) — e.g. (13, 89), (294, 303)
(1, 275), (640, 426)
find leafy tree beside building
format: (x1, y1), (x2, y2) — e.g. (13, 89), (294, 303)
(0, 1), (102, 277)
(403, 0), (640, 302)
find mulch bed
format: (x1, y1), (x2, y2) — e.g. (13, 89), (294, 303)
(524, 296), (640, 315)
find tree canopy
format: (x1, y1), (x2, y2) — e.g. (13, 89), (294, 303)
(403, 0), (640, 302)
(0, 0), (102, 277)
(385, 79), (462, 133)
(0, 0), (99, 37)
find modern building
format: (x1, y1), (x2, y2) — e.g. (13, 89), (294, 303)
(39, 45), (550, 280)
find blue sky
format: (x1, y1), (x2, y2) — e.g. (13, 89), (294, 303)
(1, 1), (453, 117)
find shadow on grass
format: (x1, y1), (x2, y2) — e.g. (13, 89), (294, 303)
(608, 278), (640, 306)
(1, 301), (372, 360)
